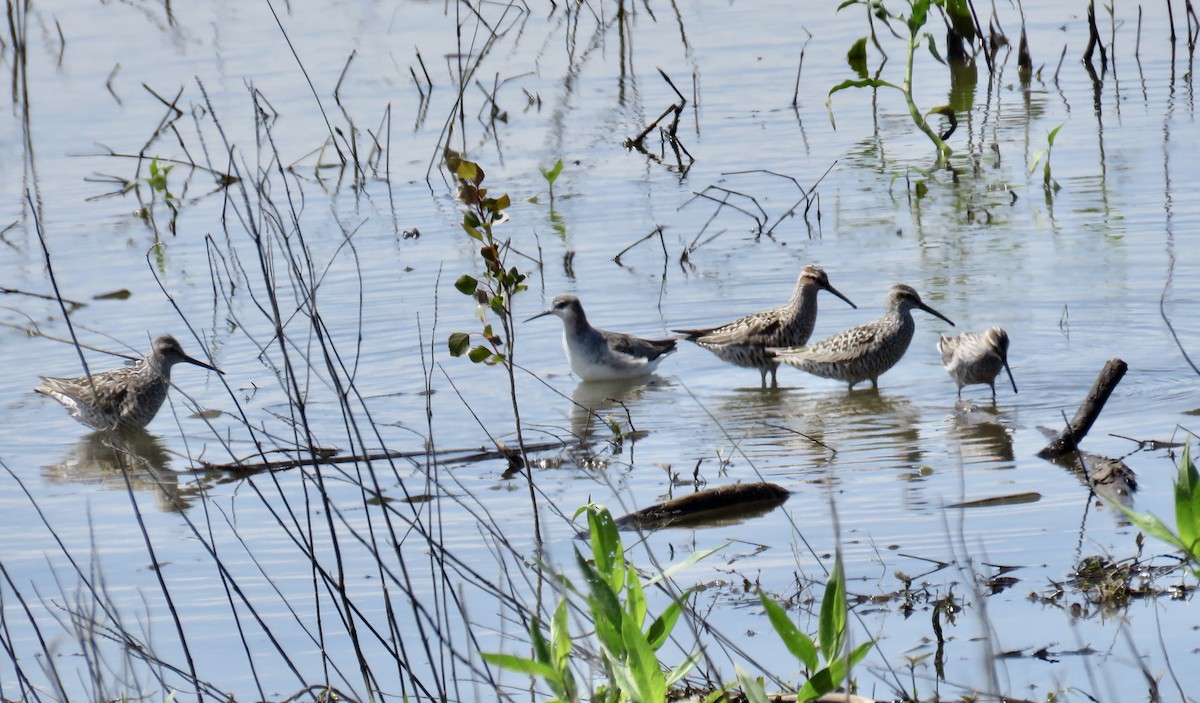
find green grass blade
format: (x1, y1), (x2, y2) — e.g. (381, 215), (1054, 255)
(759, 593), (818, 671)
(481, 652), (561, 682)
(665, 650), (700, 687)
(644, 542), (727, 587)
(1114, 505), (1188, 553)
(735, 664), (770, 703)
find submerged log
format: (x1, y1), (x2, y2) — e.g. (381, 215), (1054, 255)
(613, 482), (791, 531)
(1037, 358), (1127, 460)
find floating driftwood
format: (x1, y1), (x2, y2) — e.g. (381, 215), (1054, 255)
(612, 482), (791, 531)
(1037, 358), (1127, 459)
(945, 491), (1042, 509)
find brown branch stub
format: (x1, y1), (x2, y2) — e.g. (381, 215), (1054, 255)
(1037, 358), (1128, 459)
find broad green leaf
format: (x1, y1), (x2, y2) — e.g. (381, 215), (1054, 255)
(1028, 148), (1047, 176)
(796, 665), (836, 702)
(624, 566), (647, 630)
(530, 616), (553, 665)
(760, 593), (818, 671)
(456, 160), (480, 183)
(847, 37), (869, 77)
(798, 640), (872, 701)
(495, 193), (512, 211)
(454, 274), (478, 295)
(818, 556), (848, 661)
(926, 33), (946, 65)
(463, 224), (484, 241)
(621, 610), (664, 703)
(944, 0), (976, 41)
(828, 78), (901, 96)
(1047, 122), (1066, 146)
(480, 651), (559, 680)
(847, 639), (874, 667)
(908, 0), (931, 35)
(576, 549), (626, 656)
(644, 592), (687, 650)
(551, 598), (572, 667)
(468, 345), (492, 363)
(541, 159), (564, 184)
(1176, 443), (1199, 557)
(587, 506), (626, 591)
(448, 332), (471, 356)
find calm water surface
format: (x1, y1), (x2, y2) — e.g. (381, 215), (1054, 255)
(1, 0), (1198, 700)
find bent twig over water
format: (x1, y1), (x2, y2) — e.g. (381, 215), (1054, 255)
(1037, 358), (1127, 459)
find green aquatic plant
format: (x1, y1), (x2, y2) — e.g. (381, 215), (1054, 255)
(483, 504), (721, 703)
(828, 0), (971, 165)
(128, 157), (181, 234)
(1113, 442), (1200, 572)
(540, 158), (564, 205)
(1028, 122), (1065, 192)
(748, 554), (874, 702)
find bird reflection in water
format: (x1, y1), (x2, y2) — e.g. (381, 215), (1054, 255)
(947, 400), (1016, 464)
(567, 378), (665, 449)
(42, 429), (216, 512)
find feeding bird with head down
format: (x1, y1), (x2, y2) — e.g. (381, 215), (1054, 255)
(938, 326), (1017, 399)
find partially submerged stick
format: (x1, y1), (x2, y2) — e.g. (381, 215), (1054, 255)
(612, 482), (791, 531)
(1037, 358), (1127, 459)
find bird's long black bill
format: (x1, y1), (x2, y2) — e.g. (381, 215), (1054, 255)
(826, 283), (857, 309)
(183, 354), (223, 375)
(919, 303), (955, 326)
(1003, 359), (1018, 394)
(524, 310), (554, 323)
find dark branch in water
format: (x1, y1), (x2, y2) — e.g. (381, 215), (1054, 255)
(1037, 358), (1127, 459)
(611, 482), (791, 531)
(195, 440), (565, 474)
(613, 225), (667, 266)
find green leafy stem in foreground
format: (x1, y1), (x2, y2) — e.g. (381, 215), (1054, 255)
(744, 554), (874, 702)
(484, 504), (873, 703)
(1114, 442), (1200, 574)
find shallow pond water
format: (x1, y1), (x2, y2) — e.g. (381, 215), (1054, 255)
(1, 0), (1199, 701)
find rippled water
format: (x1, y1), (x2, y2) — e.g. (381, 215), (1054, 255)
(1, 0), (1198, 700)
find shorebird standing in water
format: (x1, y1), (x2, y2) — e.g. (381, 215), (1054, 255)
(769, 284), (954, 389)
(938, 326), (1017, 399)
(526, 295), (676, 382)
(36, 335), (222, 431)
(673, 265), (857, 388)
